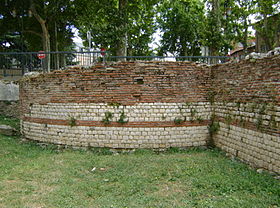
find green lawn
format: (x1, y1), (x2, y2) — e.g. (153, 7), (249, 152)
(0, 117), (279, 208)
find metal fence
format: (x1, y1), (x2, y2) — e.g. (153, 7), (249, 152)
(107, 55), (229, 63)
(0, 51), (107, 77)
(0, 51), (229, 77)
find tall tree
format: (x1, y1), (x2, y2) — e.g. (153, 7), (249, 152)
(204, 0), (223, 56)
(1, 0), (76, 71)
(255, 0), (280, 51)
(231, 0), (256, 53)
(74, 0), (158, 57)
(157, 0), (205, 56)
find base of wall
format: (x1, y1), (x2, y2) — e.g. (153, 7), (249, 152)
(22, 121), (208, 149)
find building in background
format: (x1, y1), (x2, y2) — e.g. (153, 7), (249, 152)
(254, 13), (280, 53)
(229, 38), (256, 60)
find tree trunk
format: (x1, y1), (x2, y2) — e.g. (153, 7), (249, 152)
(116, 0), (127, 61)
(209, 0), (220, 64)
(42, 26), (51, 72)
(30, 1), (51, 72)
(54, 21), (59, 70)
(263, 15), (272, 52)
(242, 15), (248, 55)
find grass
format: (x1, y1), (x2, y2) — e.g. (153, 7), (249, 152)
(0, 115), (20, 130)
(0, 116), (279, 208)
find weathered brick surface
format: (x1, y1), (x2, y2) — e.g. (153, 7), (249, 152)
(20, 61), (210, 117)
(211, 55), (280, 104)
(211, 55), (280, 173)
(20, 61), (211, 149)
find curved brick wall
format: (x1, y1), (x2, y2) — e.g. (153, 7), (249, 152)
(20, 61), (211, 149)
(19, 57), (280, 174)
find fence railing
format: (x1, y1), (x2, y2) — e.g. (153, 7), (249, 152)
(107, 55), (229, 63)
(0, 51), (229, 77)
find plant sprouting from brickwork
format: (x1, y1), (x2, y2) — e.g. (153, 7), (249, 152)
(108, 102), (121, 108)
(207, 113), (220, 148)
(225, 113), (232, 131)
(68, 116), (77, 127)
(117, 111), (128, 124)
(196, 116), (203, 123)
(190, 108), (197, 122)
(256, 115), (263, 130)
(206, 91), (216, 105)
(102, 111), (113, 124)
(174, 117), (185, 125)
(175, 104), (187, 124)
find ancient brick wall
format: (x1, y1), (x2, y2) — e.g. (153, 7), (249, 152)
(211, 55), (280, 173)
(19, 57), (280, 174)
(20, 61), (211, 149)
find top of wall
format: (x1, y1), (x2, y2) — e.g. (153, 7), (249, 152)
(20, 61), (210, 107)
(211, 55), (280, 104)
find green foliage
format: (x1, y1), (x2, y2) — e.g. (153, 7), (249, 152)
(269, 115), (277, 129)
(190, 108), (197, 121)
(196, 116), (203, 123)
(208, 121), (220, 135)
(256, 115), (263, 130)
(259, 103), (267, 115)
(74, 0), (158, 56)
(68, 116), (77, 127)
(207, 91), (216, 104)
(185, 102), (192, 108)
(157, 0), (205, 56)
(0, 115), (20, 131)
(230, 0), (256, 52)
(254, 0), (280, 51)
(0, 0), (75, 52)
(225, 114), (232, 125)
(108, 102), (121, 108)
(174, 117), (184, 125)
(102, 111), (113, 124)
(117, 111), (128, 124)
(88, 147), (113, 155)
(239, 115), (246, 128)
(208, 113), (219, 147)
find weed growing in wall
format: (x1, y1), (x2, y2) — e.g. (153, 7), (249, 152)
(68, 116), (77, 127)
(239, 115), (246, 128)
(207, 113), (220, 147)
(174, 117), (184, 125)
(256, 115), (263, 130)
(269, 115), (277, 129)
(206, 91), (216, 104)
(190, 108), (197, 122)
(225, 114), (232, 131)
(117, 111), (128, 124)
(196, 116), (203, 123)
(108, 102), (121, 108)
(102, 111), (113, 124)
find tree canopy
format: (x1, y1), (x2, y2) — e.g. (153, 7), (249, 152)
(1, 0), (279, 56)
(157, 0), (205, 56)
